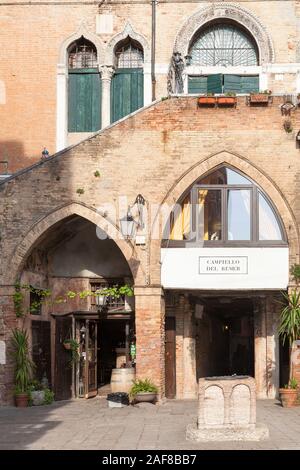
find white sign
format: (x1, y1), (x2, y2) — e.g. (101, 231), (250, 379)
(161, 247), (289, 290)
(199, 256), (248, 274)
(0, 341), (6, 365)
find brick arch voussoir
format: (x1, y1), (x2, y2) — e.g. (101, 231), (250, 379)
(7, 202), (143, 284)
(155, 151), (299, 262)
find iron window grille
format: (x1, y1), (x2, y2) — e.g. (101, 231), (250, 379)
(68, 38), (97, 69)
(90, 279), (126, 311)
(189, 23), (258, 67)
(115, 41), (144, 69)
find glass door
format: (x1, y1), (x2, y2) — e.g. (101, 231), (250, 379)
(76, 319), (98, 398)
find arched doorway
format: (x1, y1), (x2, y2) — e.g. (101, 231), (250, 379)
(18, 215), (135, 400)
(161, 165), (289, 399)
(111, 36), (144, 123)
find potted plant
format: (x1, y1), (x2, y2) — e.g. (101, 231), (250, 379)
(63, 338), (80, 364)
(11, 328), (35, 407)
(129, 378), (158, 403)
(197, 93), (216, 106)
(217, 92), (237, 106)
(279, 378), (298, 407)
(249, 90), (271, 104)
(278, 290), (300, 407)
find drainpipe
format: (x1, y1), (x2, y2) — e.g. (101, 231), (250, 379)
(151, 0), (156, 101)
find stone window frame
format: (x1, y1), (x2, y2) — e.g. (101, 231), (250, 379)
(56, 23), (104, 152)
(173, 4), (275, 94)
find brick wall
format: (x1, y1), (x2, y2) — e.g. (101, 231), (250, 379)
(0, 2), (300, 171)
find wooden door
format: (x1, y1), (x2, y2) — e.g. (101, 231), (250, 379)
(165, 317), (176, 399)
(54, 317), (72, 401)
(32, 320), (51, 386)
(85, 320), (98, 398)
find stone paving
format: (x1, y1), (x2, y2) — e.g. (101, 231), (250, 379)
(0, 398), (300, 450)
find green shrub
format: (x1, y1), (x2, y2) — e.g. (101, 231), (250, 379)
(129, 379), (158, 398)
(43, 388), (55, 405)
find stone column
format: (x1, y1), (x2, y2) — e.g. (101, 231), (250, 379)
(254, 297), (268, 398)
(183, 295), (197, 399)
(56, 64), (68, 151)
(100, 65), (115, 128)
(134, 286), (165, 399)
(266, 295), (279, 398)
(0, 286), (18, 405)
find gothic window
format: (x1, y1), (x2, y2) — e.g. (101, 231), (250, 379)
(68, 37), (101, 132)
(189, 22), (259, 67)
(68, 37), (97, 69)
(111, 37), (144, 123)
(115, 38), (144, 69)
(167, 167), (285, 246)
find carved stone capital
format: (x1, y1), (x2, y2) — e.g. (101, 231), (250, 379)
(100, 65), (115, 81)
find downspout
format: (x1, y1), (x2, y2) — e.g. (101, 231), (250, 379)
(151, 0), (156, 101)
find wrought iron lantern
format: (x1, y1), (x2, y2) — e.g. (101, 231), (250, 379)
(95, 291), (108, 313)
(119, 207), (137, 240)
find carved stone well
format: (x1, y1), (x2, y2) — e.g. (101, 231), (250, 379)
(186, 376), (269, 441)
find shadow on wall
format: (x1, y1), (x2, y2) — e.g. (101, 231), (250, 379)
(0, 141), (25, 174)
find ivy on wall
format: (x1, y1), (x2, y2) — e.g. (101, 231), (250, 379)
(13, 283), (134, 318)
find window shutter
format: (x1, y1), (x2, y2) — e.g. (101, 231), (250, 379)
(241, 75), (259, 93)
(207, 74), (223, 94)
(111, 68), (144, 123)
(68, 69), (101, 132)
(188, 76), (208, 94)
(223, 74), (242, 93)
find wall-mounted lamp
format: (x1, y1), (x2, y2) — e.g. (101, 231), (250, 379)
(296, 131), (300, 142)
(119, 195), (146, 240)
(95, 291), (108, 315)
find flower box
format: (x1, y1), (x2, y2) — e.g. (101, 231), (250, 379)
(197, 96), (216, 106)
(249, 93), (270, 103)
(217, 96), (237, 106)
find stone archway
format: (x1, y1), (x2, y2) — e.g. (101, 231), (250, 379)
(152, 150), (299, 264)
(174, 3), (275, 64)
(6, 201), (143, 285)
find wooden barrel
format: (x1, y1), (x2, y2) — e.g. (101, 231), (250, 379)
(110, 368), (136, 393)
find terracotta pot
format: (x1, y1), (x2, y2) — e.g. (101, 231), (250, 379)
(63, 342), (72, 350)
(217, 96), (237, 106)
(279, 388), (299, 407)
(250, 94), (269, 103)
(134, 392), (157, 403)
(15, 393), (29, 408)
(197, 97), (216, 106)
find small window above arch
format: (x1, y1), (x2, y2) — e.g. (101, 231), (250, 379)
(68, 36), (97, 69)
(115, 37), (144, 69)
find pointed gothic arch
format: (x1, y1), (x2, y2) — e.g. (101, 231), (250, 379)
(6, 202), (143, 285)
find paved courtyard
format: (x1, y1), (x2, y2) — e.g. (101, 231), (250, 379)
(0, 398), (299, 450)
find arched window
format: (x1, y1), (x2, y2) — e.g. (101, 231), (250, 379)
(189, 22), (258, 67)
(115, 38), (144, 69)
(166, 166), (286, 246)
(68, 37), (101, 133)
(111, 37), (144, 123)
(187, 22), (260, 95)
